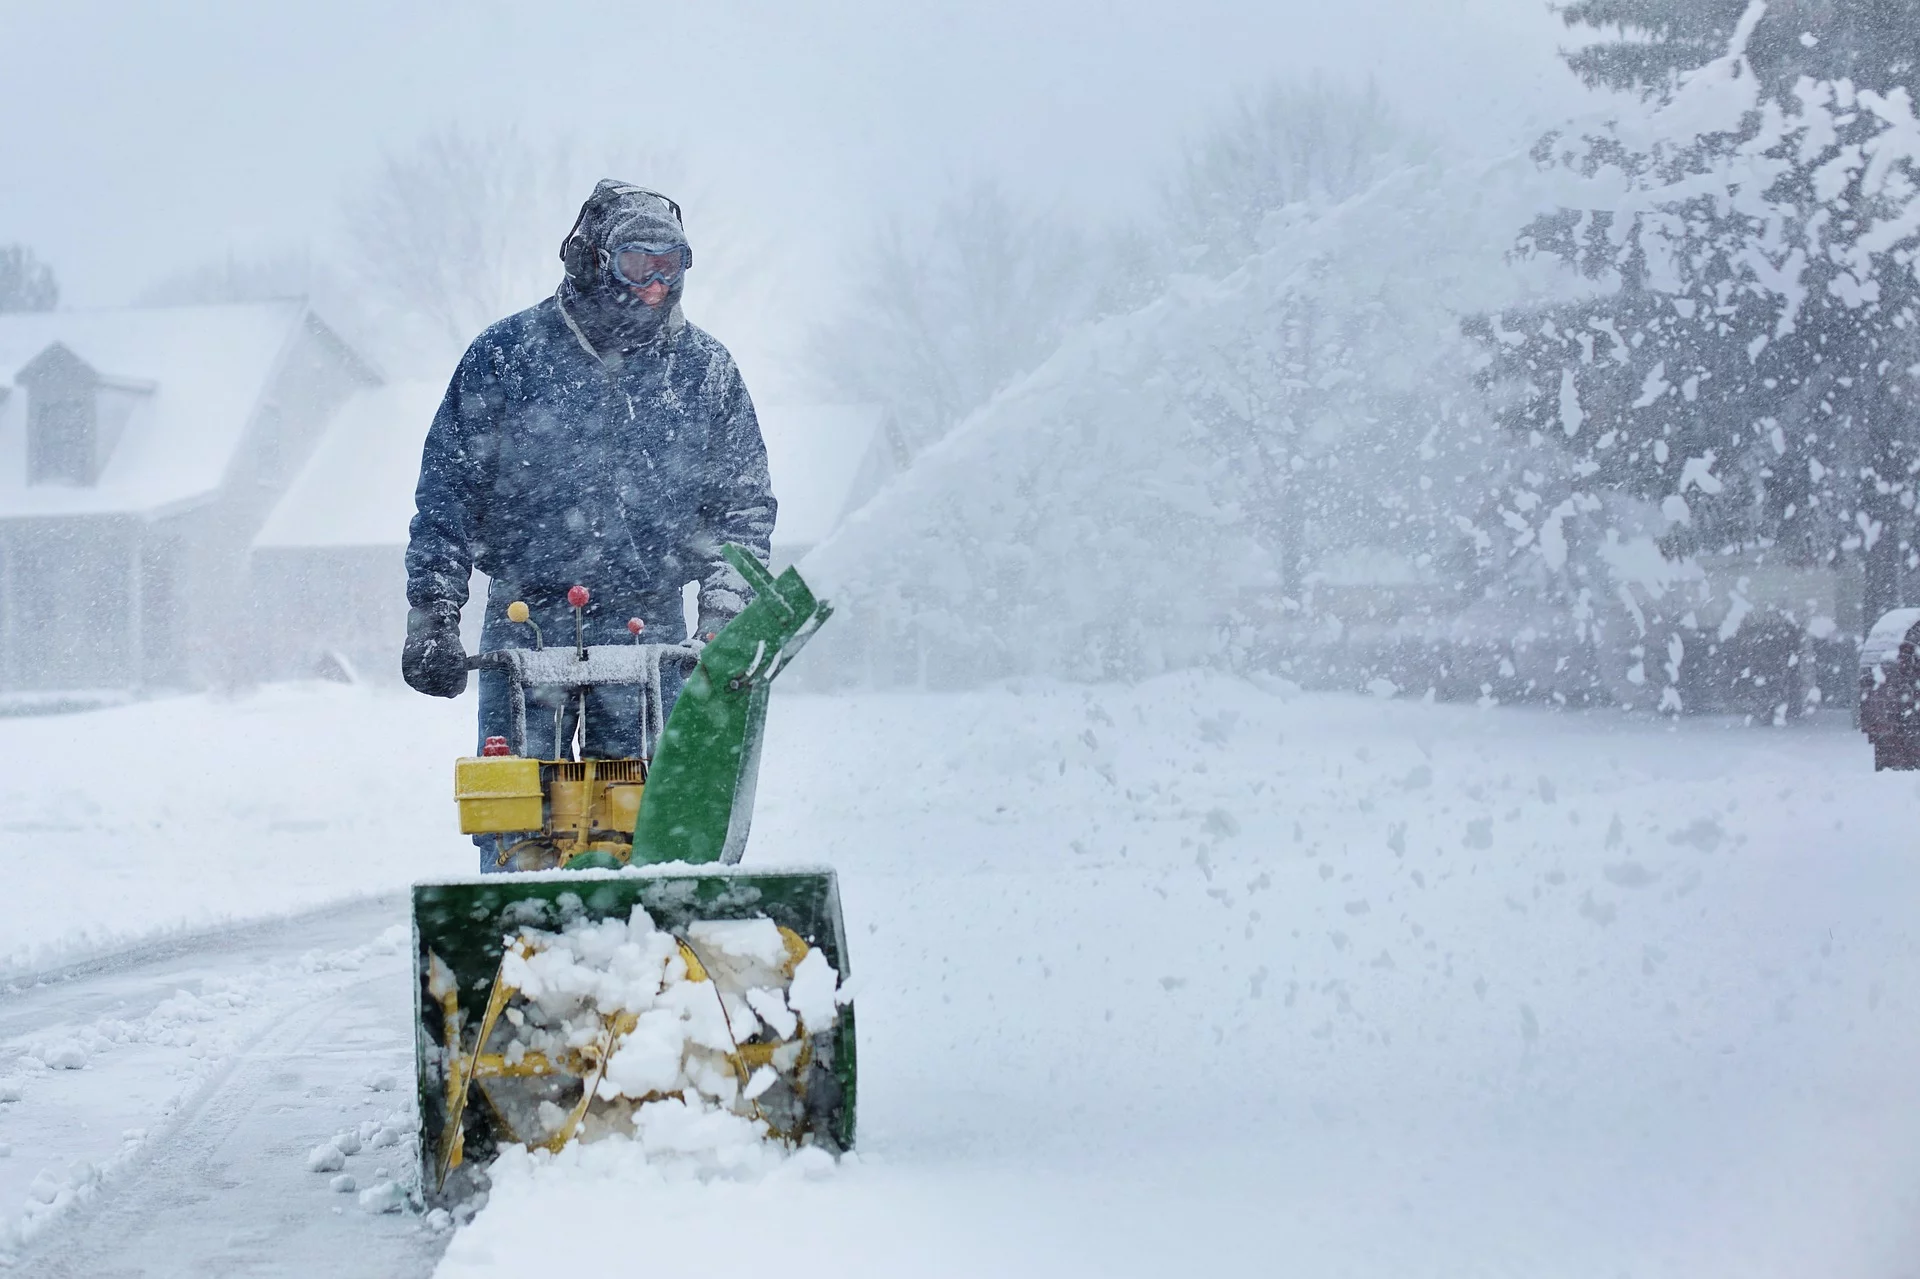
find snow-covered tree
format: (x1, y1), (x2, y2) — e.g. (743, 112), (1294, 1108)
(0, 245), (57, 312)
(1477, 0), (1920, 639)
(1142, 81), (1433, 600)
(808, 179), (1098, 461)
(1560, 0), (1920, 99)
(1159, 78), (1419, 278)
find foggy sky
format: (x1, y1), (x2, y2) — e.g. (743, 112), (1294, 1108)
(1, 0), (1588, 311)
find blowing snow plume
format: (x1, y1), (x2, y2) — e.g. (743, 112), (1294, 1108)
(801, 159), (1570, 689)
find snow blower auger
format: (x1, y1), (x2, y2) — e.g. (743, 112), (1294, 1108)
(412, 545), (853, 1203)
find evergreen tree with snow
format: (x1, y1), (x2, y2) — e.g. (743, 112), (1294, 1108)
(1559, 0), (1920, 97)
(1475, 0), (1920, 635)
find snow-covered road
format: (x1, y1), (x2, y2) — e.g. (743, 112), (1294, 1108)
(3, 677), (1919, 1276)
(0, 899), (442, 1276)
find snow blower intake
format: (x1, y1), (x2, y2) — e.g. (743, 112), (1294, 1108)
(411, 546), (853, 1203)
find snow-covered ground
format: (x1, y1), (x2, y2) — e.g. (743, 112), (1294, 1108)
(4, 678), (1919, 1275)
(0, 903), (440, 1274)
(0, 683), (473, 979)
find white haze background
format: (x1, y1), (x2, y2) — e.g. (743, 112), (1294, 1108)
(1, 0), (1587, 399)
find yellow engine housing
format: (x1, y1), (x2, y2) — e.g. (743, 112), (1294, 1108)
(455, 757), (543, 834)
(455, 756), (645, 838)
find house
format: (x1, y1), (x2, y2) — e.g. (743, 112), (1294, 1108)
(249, 397), (899, 678)
(0, 302), (377, 700)
(251, 381), (444, 682)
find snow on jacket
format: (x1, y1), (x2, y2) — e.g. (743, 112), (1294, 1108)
(405, 291), (776, 638)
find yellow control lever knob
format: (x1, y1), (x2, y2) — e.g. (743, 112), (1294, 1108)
(506, 601), (530, 623)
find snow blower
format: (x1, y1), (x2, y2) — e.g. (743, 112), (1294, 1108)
(411, 546), (853, 1203)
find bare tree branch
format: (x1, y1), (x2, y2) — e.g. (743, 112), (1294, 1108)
(810, 177), (1098, 457)
(1161, 78), (1422, 276)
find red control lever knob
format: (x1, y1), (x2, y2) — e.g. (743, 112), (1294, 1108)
(628, 618), (644, 635)
(567, 585), (590, 608)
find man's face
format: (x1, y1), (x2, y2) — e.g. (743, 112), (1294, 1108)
(611, 244), (686, 308)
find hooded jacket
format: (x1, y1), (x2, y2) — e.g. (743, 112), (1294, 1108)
(405, 184), (775, 642)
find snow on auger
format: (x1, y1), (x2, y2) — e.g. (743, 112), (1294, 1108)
(412, 546), (854, 1202)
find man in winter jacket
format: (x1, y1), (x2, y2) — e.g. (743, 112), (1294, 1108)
(402, 181), (776, 779)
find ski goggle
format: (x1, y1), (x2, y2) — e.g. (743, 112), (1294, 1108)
(606, 241), (690, 287)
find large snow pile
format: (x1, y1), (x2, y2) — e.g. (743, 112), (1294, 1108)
(802, 159), (1570, 686)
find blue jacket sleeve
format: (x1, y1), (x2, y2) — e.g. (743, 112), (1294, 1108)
(405, 343), (498, 612)
(692, 353), (778, 620)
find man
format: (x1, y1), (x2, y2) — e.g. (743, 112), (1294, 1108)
(402, 181), (776, 807)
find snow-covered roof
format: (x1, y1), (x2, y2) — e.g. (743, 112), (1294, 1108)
(254, 381), (443, 549)
(758, 403), (889, 549)
(0, 301), (313, 517)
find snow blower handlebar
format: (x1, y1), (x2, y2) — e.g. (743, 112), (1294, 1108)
(466, 643), (702, 761)
(458, 545), (833, 866)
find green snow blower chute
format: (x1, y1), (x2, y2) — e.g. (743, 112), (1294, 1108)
(411, 546), (854, 1203)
